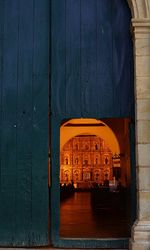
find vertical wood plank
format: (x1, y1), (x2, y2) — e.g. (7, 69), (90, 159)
(80, 0), (97, 117)
(50, 116), (60, 244)
(51, 0), (66, 117)
(65, 0), (81, 117)
(112, 0), (134, 117)
(0, 0), (4, 241)
(96, 0), (114, 118)
(0, 0), (19, 244)
(15, 0), (34, 243)
(0, 0), (50, 245)
(129, 122), (136, 225)
(0, 0), (4, 192)
(31, 0), (49, 244)
(51, 0), (133, 119)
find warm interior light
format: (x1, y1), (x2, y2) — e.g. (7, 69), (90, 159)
(59, 118), (131, 238)
(60, 118), (120, 154)
(60, 134), (114, 185)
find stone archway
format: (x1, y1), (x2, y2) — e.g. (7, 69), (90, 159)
(127, 1), (150, 249)
(128, 0), (150, 18)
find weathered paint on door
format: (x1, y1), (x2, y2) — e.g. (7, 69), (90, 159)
(50, 0), (134, 248)
(0, 0), (49, 246)
(0, 0), (135, 248)
(51, 0), (134, 119)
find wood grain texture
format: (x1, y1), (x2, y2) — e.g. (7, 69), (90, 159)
(0, 0), (134, 247)
(16, 0), (34, 243)
(51, 0), (134, 119)
(65, 0), (81, 117)
(51, 0), (66, 117)
(0, 0), (18, 243)
(0, 0), (4, 193)
(31, 0), (49, 244)
(80, 0), (97, 117)
(0, 0), (49, 246)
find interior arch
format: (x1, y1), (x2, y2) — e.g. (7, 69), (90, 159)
(60, 118), (120, 155)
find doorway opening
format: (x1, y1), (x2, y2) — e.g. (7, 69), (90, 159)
(59, 118), (135, 239)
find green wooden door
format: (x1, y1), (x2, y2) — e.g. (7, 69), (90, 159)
(0, 0), (49, 246)
(0, 0), (136, 247)
(50, 0), (135, 248)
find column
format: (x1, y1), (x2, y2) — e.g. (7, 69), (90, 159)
(130, 19), (150, 250)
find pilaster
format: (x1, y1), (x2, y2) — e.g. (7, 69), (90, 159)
(130, 18), (150, 250)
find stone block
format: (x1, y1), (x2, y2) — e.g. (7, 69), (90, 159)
(137, 120), (150, 143)
(135, 38), (150, 56)
(136, 55), (150, 77)
(130, 220), (150, 249)
(137, 144), (150, 166)
(130, 241), (150, 250)
(139, 191), (150, 220)
(136, 99), (150, 120)
(136, 76), (150, 99)
(139, 167), (150, 190)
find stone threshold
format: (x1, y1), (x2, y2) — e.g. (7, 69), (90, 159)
(0, 248), (128, 250)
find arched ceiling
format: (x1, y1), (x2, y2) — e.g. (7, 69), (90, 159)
(60, 119), (120, 154)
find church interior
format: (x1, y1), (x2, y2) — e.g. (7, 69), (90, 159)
(60, 134), (114, 188)
(60, 118), (131, 189)
(59, 118), (132, 238)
